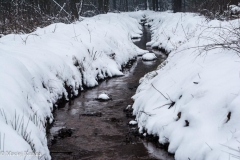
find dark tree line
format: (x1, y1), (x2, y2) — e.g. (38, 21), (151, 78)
(0, 0), (86, 34)
(0, 0), (159, 34)
(172, 0), (240, 13)
(1, 0), (240, 35)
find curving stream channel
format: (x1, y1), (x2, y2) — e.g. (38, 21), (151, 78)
(48, 26), (174, 160)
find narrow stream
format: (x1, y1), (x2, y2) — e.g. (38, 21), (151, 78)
(48, 26), (174, 160)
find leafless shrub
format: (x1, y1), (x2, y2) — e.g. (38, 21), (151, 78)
(174, 20), (240, 57)
(197, 21), (240, 56)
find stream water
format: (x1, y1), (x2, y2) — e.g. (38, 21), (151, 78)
(48, 26), (174, 160)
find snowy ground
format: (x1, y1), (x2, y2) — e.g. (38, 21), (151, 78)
(130, 11), (240, 160)
(0, 13), (148, 160)
(2, 9), (240, 160)
(142, 53), (157, 61)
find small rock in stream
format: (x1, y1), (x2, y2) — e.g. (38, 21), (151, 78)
(110, 117), (121, 122)
(58, 128), (73, 138)
(51, 128), (73, 144)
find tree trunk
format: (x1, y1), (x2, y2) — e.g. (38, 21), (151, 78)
(70, 0), (78, 20)
(98, 0), (103, 13)
(144, 0), (147, 10)
(125, 0), (128, 11)
(183, 0), (185, 12)
(147, 0), (150, 10)
(152, 0), (156, 11)
(113, 0), (116, 10)
(173, 0), (182, 12)
(156, 0), (158, 11)
(78, 0), (84, 17)
(103, 0), (109, 13)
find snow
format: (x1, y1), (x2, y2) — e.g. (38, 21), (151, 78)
(124, 10), (154, 24)
(130, 11), (240, 160)
(126, 105), (132, 110)
(145, 12), (203, 53)
(230, 5), (240, 14)
(142, 53), (157, 61)
(0, 13), (147, 159)
(98, 93), (110, 100)
(129, 120), (138, 125)
(2, 9), (240, 160)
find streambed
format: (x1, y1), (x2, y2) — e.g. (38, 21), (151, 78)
(48, 26), (174, 160)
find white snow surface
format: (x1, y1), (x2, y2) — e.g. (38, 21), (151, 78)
(130, 11), (240, 160)
(98, 93), (110, 100)
(0, 13), (146, 159)
(129, 120), (138, 125)
(142, 53), (157, 61)
(230, 5), (240, 14)
(126, 105), (132, 110)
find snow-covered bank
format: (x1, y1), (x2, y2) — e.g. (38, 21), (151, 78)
(131, 12), (240, 160)
(0, 13), (147, 159)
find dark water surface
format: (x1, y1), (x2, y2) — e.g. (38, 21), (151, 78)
(48, 26), (174, 160)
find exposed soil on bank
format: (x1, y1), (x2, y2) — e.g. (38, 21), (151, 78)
(48, 26), (174, 160)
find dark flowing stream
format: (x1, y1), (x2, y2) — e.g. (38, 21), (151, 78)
(48, 26), (174, 160)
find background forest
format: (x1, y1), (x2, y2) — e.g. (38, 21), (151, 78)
(0, 0), (240, 35)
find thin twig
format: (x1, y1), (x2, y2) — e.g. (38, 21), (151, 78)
(153, 103), (172, 110)
(205, 142), (212, 150)
(151, 83), (168, 100)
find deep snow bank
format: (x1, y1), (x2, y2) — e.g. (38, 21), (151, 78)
(0, 13), (146, 159)
(131, 12), (240, 160)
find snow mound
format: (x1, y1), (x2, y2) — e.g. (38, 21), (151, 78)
(0, 12), (145, 159)
(123, 10), (155, 26)
(142, 53), (157, 61)
(230, 5), (240, 14)
(131, 11), (240, 160)
(137, 50), (149, 56)
(145, 12), (203, 53)
(97, 93), (110, 100)
(129, 120), (138, 125)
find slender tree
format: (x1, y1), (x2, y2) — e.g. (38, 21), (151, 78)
(152, 0), (156, 10)
(104, 0), (109, 13)
(125, 0), (128, 11)
(98, 0), (104, 13)
(156, 0), (159, 11)
(113, 0), (117, 10)
(70, 0), (79, 19)
(144, 0), (147, 10)
(173, 0), (182, 12)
